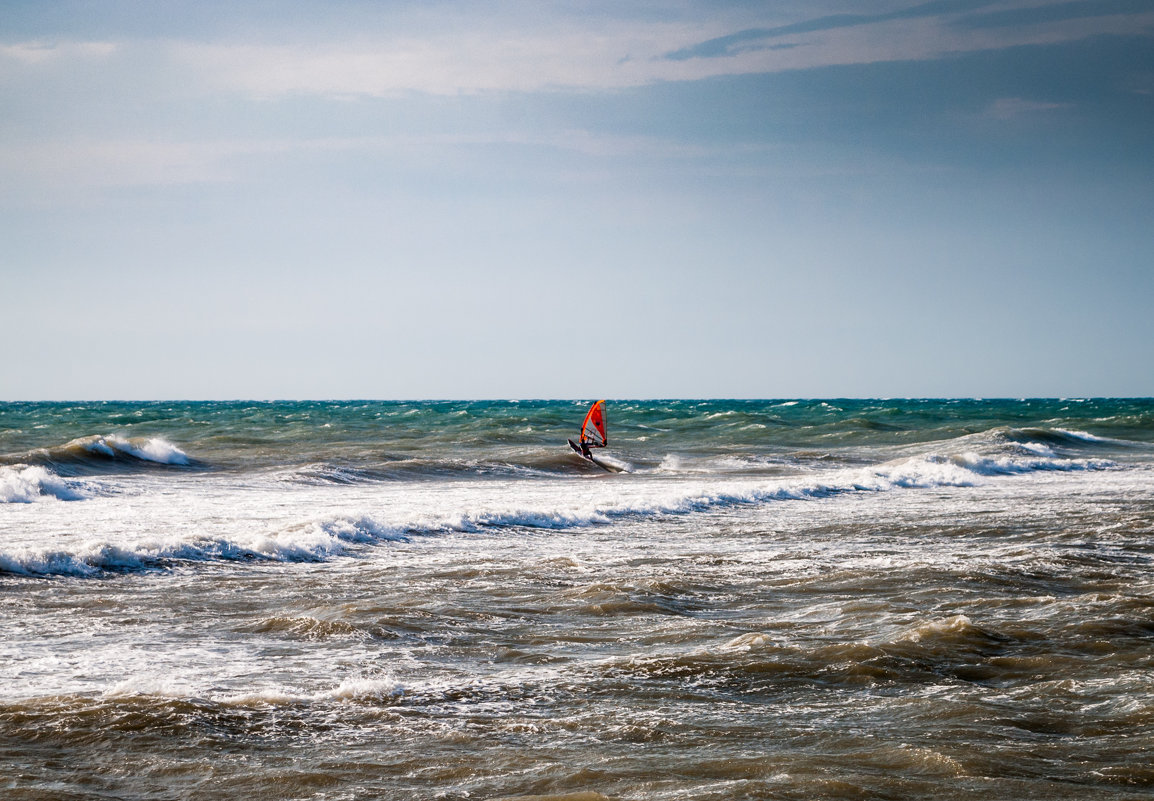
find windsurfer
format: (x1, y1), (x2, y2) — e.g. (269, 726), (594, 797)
(568, 400), (624, 473)
(570, 400), (610, 467)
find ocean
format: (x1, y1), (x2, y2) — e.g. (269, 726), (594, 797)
(2, 398), (1152, 800)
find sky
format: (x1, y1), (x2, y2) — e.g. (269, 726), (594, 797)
(2, 0), (1153, 400)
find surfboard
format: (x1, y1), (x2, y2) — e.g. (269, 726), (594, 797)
(589, 453), (626, 473)
(569, 438), (622, 472)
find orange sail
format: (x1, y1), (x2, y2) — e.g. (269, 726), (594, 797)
(580, 400), (607, 448)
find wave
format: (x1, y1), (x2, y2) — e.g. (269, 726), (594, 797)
(8, 435), (193, 474)
(0, 515), (407, 577)
(616, 613), (1019, 691)
(911, 451), (1113, 480)
(0, 446), (1115, 578)
(997, 426), (1132, 453)
(0, 677), (407, 740)
(64, 434), (190, 465)
(418, 448), (1108, 530)
(280, 450), (627, 484)
(611, 452), (1113, 519)
(245, 614), (384, 641)
(219, 677), (407, 707)
(0, 465), (91, 503)
(101, 676), (407, 708)
(285, 463), (404, 485)
(279, 425), (1128, 484)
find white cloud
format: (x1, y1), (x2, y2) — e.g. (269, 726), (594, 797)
(168, 23), (708, 97)
(142, 2), (1152, 98)
(3, 3), (1151, 98)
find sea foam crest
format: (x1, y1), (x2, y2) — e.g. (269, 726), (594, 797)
(0, 465), (89, 503)
(0, 448), (1115, 577)
(566, 450), (1114, 522)
(70, 434), (190, 465)
(0, 515), (408, 577)
(833, 451), (1111, 495)
(217, 677), (407, 707)
(1052, 428), (1112, 444)
(947, 451), (1113, 477)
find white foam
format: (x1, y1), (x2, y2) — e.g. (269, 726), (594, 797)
(720, 632), (776, 651)
(1054, 428), (1110, 443)
(130, 437), (191, 465)
(592, 454), (631, 472)
(0, 465), (88, 503)
(218, 677), (405, 707)
(87, 435), (190, 464)
(0, 541), (166, 577)
(465, 507), (611, 531)
(91, 674), (406, 709)
(1017, 441), (1056, 457)
(0, 511), (409, 577)
(896, 614), (975, 643)
(0, 447), (1117, 577)
(949, 452), (1112, 477)
(324, 677), (406, 703)
(105, 677), (196, 699)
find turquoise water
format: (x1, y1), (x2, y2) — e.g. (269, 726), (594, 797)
(3, 397), (1151, 474)
(2, 399), (1153, 799)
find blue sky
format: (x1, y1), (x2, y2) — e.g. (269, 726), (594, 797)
(3, 0), (1152, 399)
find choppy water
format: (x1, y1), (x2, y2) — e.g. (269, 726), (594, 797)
(2, 399), (1153, 800)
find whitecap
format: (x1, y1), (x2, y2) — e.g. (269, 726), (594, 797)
(0, 465), (89, 503)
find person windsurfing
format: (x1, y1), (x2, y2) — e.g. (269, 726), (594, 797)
(569, 399), (608, 462)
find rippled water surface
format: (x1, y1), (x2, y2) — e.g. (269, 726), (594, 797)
(2, 399), (1152, 799)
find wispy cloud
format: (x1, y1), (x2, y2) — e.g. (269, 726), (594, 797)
(956, 0), (1154, 29)
(664, 0), (998, 61)
(167, 22), (725, 97)
(3, 2), (1151, 99)
(660, 0), (1154, 77)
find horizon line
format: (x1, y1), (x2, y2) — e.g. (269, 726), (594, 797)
(3, 397), (1148, 404)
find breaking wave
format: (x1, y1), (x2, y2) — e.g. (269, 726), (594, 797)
(6, 435), (194, 474)
(60, 434), (190, 465)
(0, 446), (1115, 578)
(0, 465), (91, 503)
(0, 515), (407, 577)
(998, 426), (1125, 452)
